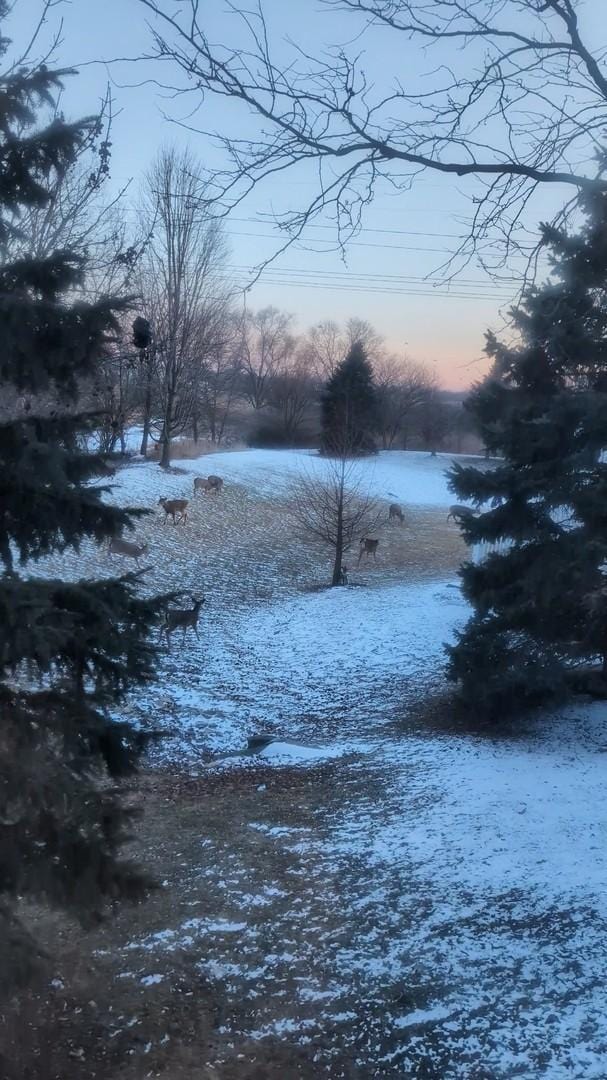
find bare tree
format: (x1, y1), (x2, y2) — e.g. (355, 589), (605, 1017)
(4, 86), (146, 457)
(268, 351), (316, 442)
(301, 318), (383, 381)
(375, 356), (437, 449)
(140, 0), (607, 275)
(419, 388), (451, 456)
(137, 148), (230, 467)
(16, 90), (137, 280)
(344, 318), (384, 363)
(302, 320), (344, 380)
(184, 301), (235, 443)
(291, 451), (383, 586)
(238, 306), (296, 410)
(94, 338), (140, 454)
(191, 311), (242, 444)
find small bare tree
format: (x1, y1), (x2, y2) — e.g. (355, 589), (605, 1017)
(291, 450), (383, 587)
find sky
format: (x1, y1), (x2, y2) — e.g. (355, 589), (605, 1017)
(5, 0), (606, 389)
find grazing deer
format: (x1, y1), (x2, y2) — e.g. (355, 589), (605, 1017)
(108, 536), (149, 562)
(358, 538), (379, 564)
(158, 496), (188, 525)
(193, 476), (214, 495)
(389, 503), (405, 524)
(160, 596), (205, 648)
(207, 474), (223, 493)
(447, 504), (474, 525)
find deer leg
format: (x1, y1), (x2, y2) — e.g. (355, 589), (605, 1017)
(194, 625), (200, 639)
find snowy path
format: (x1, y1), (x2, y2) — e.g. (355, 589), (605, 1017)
(36, 449), (607, 1077)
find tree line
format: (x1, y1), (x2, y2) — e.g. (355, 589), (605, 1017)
(22, 137), (476, 464)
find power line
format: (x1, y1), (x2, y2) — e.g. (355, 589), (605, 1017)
(222, 275), (515, 301)
(225, 228), (531, 259)
(121, 204), (534, 258)
(225, 262), (516, 291)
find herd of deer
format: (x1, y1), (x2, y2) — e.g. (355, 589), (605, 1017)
(356, 503), (473, 568)
(107, 474), (472, 650)
(106, 473), (223, 647)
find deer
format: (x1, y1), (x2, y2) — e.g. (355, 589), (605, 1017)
(158, 496), (188, 525)
(207, 474), (223, 493)
(193, 476), (214, 496)
(389, 503), (405, 524)
(108, 536), (149, 562)
(447, 504), (475, 525)
(160, 596), (205, 648)
(358, 538), (379, 565)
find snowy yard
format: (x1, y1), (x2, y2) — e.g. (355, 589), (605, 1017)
(29, 449), (607, 1078)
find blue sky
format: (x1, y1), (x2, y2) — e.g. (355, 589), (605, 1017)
(6, 0), (605, 388)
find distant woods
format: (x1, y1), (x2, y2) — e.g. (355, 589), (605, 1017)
(19, 130), (478, 461)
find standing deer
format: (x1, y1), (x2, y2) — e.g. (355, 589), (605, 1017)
(160, 596), (205, 648)
(358, 538), (379, 564)
(207, 474), (223, 493)
(447, 504), (475, 525)
(158, 496), (189, 525)
(194, 476), (214, 495)
(108, 536), (149, 562)
(389, 503), (405, 524)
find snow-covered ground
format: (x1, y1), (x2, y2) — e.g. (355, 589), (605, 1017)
(36, 449), (607, 1077)
(112, 445), (463, 506)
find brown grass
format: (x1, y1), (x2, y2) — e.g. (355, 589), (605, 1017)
(1, 760), (359, 1080)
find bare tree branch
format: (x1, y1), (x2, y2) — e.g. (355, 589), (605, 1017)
(137, 0), (607, 277)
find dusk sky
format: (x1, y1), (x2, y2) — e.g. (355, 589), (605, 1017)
(7, 0), (606, 389)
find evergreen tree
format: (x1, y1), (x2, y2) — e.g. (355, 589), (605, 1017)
(447, 192), (607, 717)
(320, 341), (377, 455)
(0, 17), (165, 984)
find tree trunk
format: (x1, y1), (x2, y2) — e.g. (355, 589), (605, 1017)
(331, 495), (344, 586)
(140, 381), (152, 457)
(159, 372), (176, 468)
(192, 412), (199, 444)
(159, 425), (171, 468)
